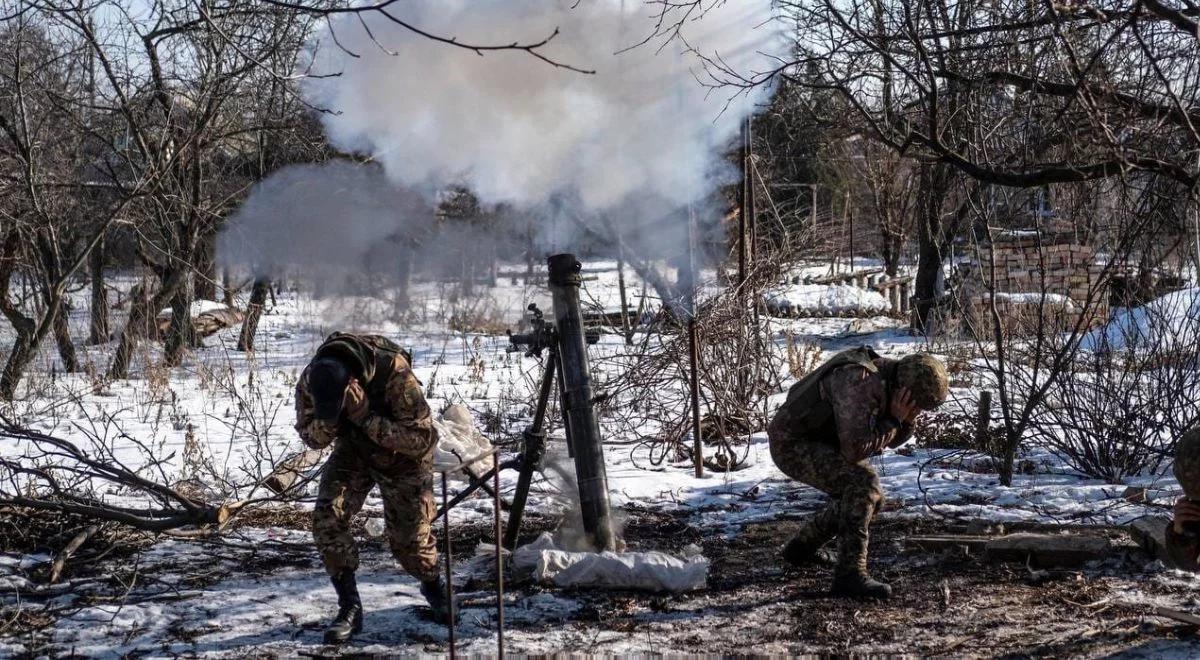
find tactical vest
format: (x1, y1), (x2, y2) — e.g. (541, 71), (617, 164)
(314, 332), (412, 415)
(781, 345), (882, 438)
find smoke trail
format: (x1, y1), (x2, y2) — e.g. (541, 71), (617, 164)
(304, 0), (784, 232)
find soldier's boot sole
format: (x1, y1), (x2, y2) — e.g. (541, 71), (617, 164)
(830, 573), (892, 600)
(323, 607), (363, 645)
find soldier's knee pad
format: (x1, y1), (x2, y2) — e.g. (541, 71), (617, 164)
(385, 533), (415, 556)
(846, 480), (883, 511)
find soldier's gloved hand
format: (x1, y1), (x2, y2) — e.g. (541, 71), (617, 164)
(1174, 498), (1200, 534)
(890, 387), (919, 423)
(345, 379), (369, 425)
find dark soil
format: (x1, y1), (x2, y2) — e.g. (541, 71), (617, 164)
(7, 502), (1200, 657)
(501, 509), (1200, 656)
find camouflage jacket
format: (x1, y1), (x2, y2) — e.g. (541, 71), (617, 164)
(294, 353), (437, 462)
(819, 359), (914, 463)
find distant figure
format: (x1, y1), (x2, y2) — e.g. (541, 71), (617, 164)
(1168, 427), (1200, 571)
(295, 332), (453, 644)
(768, 346), (948, 600)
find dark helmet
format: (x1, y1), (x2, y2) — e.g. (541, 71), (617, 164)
(308, 357), (351, 421)
(895, 353), (949, 410)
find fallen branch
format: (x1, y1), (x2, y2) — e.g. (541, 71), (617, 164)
(48, 524), (99, 584)
(0, 418), (248, 533)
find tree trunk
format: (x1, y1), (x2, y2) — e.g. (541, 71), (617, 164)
(221, 268), (235, 307)
(913, 164), (951, 334)
(459, 247), (474, 298)
(999, 429), (1018, 487)
(237, 277), (271, 352)
(395, 246), (412, 311)
(617, 242), (633, 345)
(107, 270), (185, 380)
(194, 231), (217, 301)
(488, 243), (498, 287)
(53, 299), (78, 373)
(88, 238), (109, 345)
(164, 270), (197, 367)
(0, 328), (36, 400)
(0, 294), (70, 398)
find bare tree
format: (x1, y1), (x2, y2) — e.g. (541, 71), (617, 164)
(660, 0), (1199, 328)
(0, 19), (141, 398)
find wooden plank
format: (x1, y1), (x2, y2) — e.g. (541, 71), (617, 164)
(903, 535), (993, 554)
(1154, 606), (1200, 627)
(262, 449), (325, 495)
(984, 533), (1111, 568)
(1127, 517), (1170, 561)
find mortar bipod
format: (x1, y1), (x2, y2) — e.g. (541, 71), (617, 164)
(502, 297), (604, 550)
(433, 305), (564, 549)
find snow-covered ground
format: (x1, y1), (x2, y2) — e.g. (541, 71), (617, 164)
(3, 263), (1200, 656)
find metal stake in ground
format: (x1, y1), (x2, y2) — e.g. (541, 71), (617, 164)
(687, 204), (704, 479)
(547, 253), (616, 552)
(441, 472), (456, 658)
(493, 456), (505, 659)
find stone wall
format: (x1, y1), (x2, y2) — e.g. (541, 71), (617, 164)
(959, 239), (1108, 336)
(977, 241), (1102, 302)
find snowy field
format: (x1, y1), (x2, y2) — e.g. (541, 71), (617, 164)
(3, 262), (1200, 657)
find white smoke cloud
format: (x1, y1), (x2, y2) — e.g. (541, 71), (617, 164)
(218, 161), (429, 285)
(221, 2), (784, 285)
(304, 0), (784, 215)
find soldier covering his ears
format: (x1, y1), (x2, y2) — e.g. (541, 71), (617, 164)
(768, 346), (949, 599)
(295, 332), (454, 644)
(1168, 427), (1200, 571)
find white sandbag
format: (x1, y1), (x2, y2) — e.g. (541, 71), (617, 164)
(511, 532), (559, 576)
(536, 550), (708, 593)
(432, 403), (494, 477)
(513, 532), (708, 593)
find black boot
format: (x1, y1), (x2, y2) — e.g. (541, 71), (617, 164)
(830, 572), (893, 600)
(420, 576), (459, 626)
(324, 570), (363, 644)
(781, 536), (836, 568)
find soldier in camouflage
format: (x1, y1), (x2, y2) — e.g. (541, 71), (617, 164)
(295, 332), (453, 644)
(768, 346), (948, 599)
(1168, 427), (1200, 571)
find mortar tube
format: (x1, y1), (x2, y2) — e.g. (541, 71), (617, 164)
(547, 253), (616, 552)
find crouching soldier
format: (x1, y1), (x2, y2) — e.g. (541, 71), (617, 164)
(1168, 427), (1200, 571)
(768, 346), (948, 599)
(295, 332), (453, 644)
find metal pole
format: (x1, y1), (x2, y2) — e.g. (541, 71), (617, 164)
(1193, 155), (1200, 276)
(746, 116), (756, 266)
(687, 206), (704, 478)
(738, 120), (748, 286)
(493, 459), (505, 659)
(848, 195), (855, 271)
(811, 184), (818, 232)
(689, 317), (703, 478)
(547, 254), (616, 552)
(616, 236), (633, 343)
(441, 472), (456, 658)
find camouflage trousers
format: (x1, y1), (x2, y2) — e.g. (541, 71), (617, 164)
(313, 441), (440, 582)
(768, 407), (884, 577)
